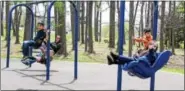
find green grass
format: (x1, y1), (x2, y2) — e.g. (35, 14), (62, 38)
(162, 67), (184, 74)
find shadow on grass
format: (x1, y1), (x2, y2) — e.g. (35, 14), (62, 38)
(13, 70), (75, 90)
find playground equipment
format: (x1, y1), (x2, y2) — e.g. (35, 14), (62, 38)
(5, 1), (79, 81)
(122, 50), (172, 78)
(46, 1), (78, 80)
(6, 4), (34, 68)
(5, 0), (171, 90)
(116, 1), (170, 91)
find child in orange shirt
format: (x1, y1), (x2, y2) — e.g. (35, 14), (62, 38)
(133, 28), (153, 57)
(133, 28), (153, 50)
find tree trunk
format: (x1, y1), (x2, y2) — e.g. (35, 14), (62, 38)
(99, 8), (102, 42)
(43, 3), (48, 24)
(0, 1), (2, 37)
(88, 1), (94, 53)
(172, 1), (176, 54)
(15, 5), (22, 44)
(70, 3), (75, 50)
(57, 2), (67, 56)
(184, 1), (185, 61)
(77, 2), (80, 41)
(94, 2), (99, 42)
(13, 2), (17, 38)
(54, 3), (59, 37)
(145, 1), (150, 28)
(98, 2), (102, 42)
(139, 2), (144, 47)
(109, 1), (116, 48)
(167, 1), (172, 48)
(24, 2), (32, 41)
(150, 2), (154, 34)
(128, 1), (134, 57)
(132, 1), (139, 39)
(1, 1), (4, 36)
(5, 1), (10, 41)
(85, 2), (89, 52)
(160, 1), (165, 52)
(81, 1), (85, 44)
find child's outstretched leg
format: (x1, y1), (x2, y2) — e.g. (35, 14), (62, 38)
(107, 52), (135, 65)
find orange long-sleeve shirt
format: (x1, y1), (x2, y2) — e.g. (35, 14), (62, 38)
(134, 35), (153, 49)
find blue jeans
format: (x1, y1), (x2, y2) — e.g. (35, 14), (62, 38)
(22, 40), (36, 57)
(118, 56), (135, 64)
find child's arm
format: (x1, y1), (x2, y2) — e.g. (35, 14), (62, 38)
(133, 37), (144, 42)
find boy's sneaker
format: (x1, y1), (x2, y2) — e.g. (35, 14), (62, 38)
(21, 58), (30, 66)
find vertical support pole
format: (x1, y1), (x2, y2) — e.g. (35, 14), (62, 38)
(153, 1), (158, 41)
(150, 1), (158, 91)
(150, 73), (155, 91)
(117, 1), (125, 91)
(46, 1), (55, 80)
(29, 5), (34, 68)
(74, 6), (78, 79)
(6, 8), (13, 68)
(29, 3), (34, 58)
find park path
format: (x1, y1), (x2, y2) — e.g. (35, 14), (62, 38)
(1, 59), (184, 90)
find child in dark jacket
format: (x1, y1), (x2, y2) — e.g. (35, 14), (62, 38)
(22, 22), (46, 58)
(107, 41), (158, 66)
(21, 35), (62, 65)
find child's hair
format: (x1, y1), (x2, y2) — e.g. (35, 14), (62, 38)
(144, 28), (151, 33)
(149, 41), (158, 52)
(38, 22), (45, 26)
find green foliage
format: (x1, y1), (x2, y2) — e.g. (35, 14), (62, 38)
(177, 2), (185, 13)
(179, 41), (184, 49)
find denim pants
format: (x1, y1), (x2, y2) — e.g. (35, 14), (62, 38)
(118, 55), (135, 64)
(22, 40), (36, 57)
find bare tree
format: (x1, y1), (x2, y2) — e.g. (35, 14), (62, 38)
(128, 1), (134, 56)
(94, 1), (98, 41)
(1, 1), (4, 36)
(81, 1), (85, 44)
(24, 2), (33, 41)
(88, 1), (94, 53)
(184, 1), (185, 61)
(14, 2), (22, 44)
(139, 2), (145, 47)
(99, 5), (102, 42)
(145, 1), (150, 28)
(0, 1), (2, 38)
(167, 1), (172, 48)
(85, 2), (89, 52)
(109, 1), (116, 48)
(70, 3), (75, 50)
(172, 1), (176, 54)
(77, 2), (80, 41)
(150, 2), (154, 34)
(54, 3), (59, 37)
(160, 1), (166, 52)
(5, 1), (10, 42)
(57, 2), (67, 56)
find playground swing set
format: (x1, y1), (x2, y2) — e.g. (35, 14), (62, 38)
(4, 1), (171, 91)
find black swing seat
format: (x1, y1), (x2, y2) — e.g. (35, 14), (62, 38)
(122, 50), (172, 79)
